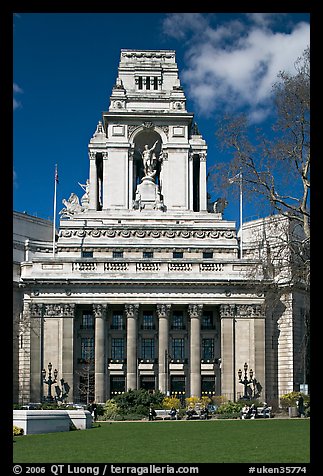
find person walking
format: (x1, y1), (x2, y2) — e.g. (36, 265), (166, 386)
(297, 394), (305, 417)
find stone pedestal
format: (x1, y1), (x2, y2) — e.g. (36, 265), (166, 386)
(133, 176), (165, 211)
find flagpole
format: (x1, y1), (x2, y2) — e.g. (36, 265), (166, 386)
(239, 170), (243, 259)
(52, 164), (58, 258)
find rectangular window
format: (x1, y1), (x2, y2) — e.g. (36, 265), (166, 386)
(81, 337), (94, 361)
(112, 338), (124, 360)
(143, 251), (153, 259)
(172, 311), (185, 330)
(153, 77), (158, 90)
(142, 312), (154, 330)
(81, 251), (93, 258)
(112, 312), (124, 330)
(141, 338), (155, 360)
(173, 251), (183, 258)
(113, 251), (123, 258)
(81, 312), (94, 329)
(203, 251), (213, 259)
(202, 338), (214, 360)
(146, 76), (150, 90)
(202, 311), (213, 330)
(172, 338), (185, 360)
(110, 376), (125, 395)
(138, 76), (143, 90)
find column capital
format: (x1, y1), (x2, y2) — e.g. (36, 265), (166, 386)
(187, 304), (203, 319)
(28, 303), (43, 317)
(219, 304), (236, 318)
(92, 304), (107, 318)
(236, 304), (265, 318)
(43, 304), (75, 318)
(124, 304), (139, 319)
(156, 304), (171, 319)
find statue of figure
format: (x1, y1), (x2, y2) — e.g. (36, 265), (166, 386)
(59, 193), (84, 217)
(213, 197), (228, 214)
(78, 179), (90, 207)
(141, 140), (159, 177)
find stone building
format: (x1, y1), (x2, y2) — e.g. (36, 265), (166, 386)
(16, 49), (309, 405)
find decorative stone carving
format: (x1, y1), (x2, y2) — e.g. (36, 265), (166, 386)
(92, 304), (106, 318)
(60, 227), (236, 240)
(213, 198), (228, 214)
(43, 304), (75, 318)
(59, 193), (85, 217)
(220, 304), (236, 318)
(124, 304), (139, 319)
(156, 304), (171, 319)
(187, 304), (203, 319)
(236, 304), (264, 318)
(29, 303), (43, 317)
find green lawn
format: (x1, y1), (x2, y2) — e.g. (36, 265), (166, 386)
(13, 419), (310, 463)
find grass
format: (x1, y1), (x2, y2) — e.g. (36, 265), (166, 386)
(13, 419), (310, 463)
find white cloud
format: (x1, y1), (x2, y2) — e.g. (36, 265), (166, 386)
(163, 14), (310, 122)
(13, 82), (23, 110)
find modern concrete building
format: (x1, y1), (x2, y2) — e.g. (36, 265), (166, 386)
(15, 50), (309, 405)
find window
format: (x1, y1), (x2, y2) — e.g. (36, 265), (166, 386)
(202, 311), (213, 329)
(203, 251), (213, 259)
(81, 337), (94, 361)
(112, 338), (124, 360)
(172, 311), (185, 330)
(202, 338), (214, 360)
(172, 338), (185, 360)
(173, 251), (183, 259)
(82, 251), (93, 258)
(113, 251), (123, 258)
(110, 376), (125, 395)
(142, 312), (154, 330)
(138, 76), (143, 90)
(141, 338), (155, 360)
(146, 76), (150, 90)
(111, 312), (124, 330)
(143, 251), (153, 259)
(153, 77), (158, 90)
(81, 312), (94, 329)
(201, 376), (215, 395)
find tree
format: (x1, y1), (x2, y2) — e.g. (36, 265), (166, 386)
(211, 47), (310, 285)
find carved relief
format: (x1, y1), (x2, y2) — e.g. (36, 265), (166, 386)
(220, 304), (236, 318)
(187, 304), (203, 319)
(156, 304), (171, 319)
(60, 228), (236, 239)
(43, 304), (75, 318)
(124, 304), (139, 319)
(29, 303), (43, 317)
(236, 304), (264, 318)
(93, 304), (106, 318)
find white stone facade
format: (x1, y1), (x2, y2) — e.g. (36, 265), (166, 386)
(15, 50), (309, 406)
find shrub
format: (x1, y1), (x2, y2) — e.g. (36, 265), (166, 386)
(216, 401), (244, 415)
(102, 399), (119, 420)
(113, 389), (165, 415)
(280, 392), (310, 409)
(162, 396), (181, 410)
(13, 425), (24, 436)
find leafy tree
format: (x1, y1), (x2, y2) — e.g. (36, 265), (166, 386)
(211, 47), (310, 285)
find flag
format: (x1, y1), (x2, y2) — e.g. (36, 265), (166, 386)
(55, 164), (59, 184)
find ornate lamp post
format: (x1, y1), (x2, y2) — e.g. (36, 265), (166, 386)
(42, 362), (58, 402)
(238, 362), (254, 400)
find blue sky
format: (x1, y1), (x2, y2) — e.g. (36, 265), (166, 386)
(13, 12), (310, 225)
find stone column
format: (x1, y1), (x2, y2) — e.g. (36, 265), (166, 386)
(61, 304), (75, 403)
(199, 153), (207, 211)
(156, 304), (171, 394)
(125, 304), (139, 391)
(188, 152), (194, 211)
(128, 149), (134, 208)
(94, 304), (107, 402)
(89, 150), (98, 210)
(188, 304), (203, 397)
(220, 304), (236, 401)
